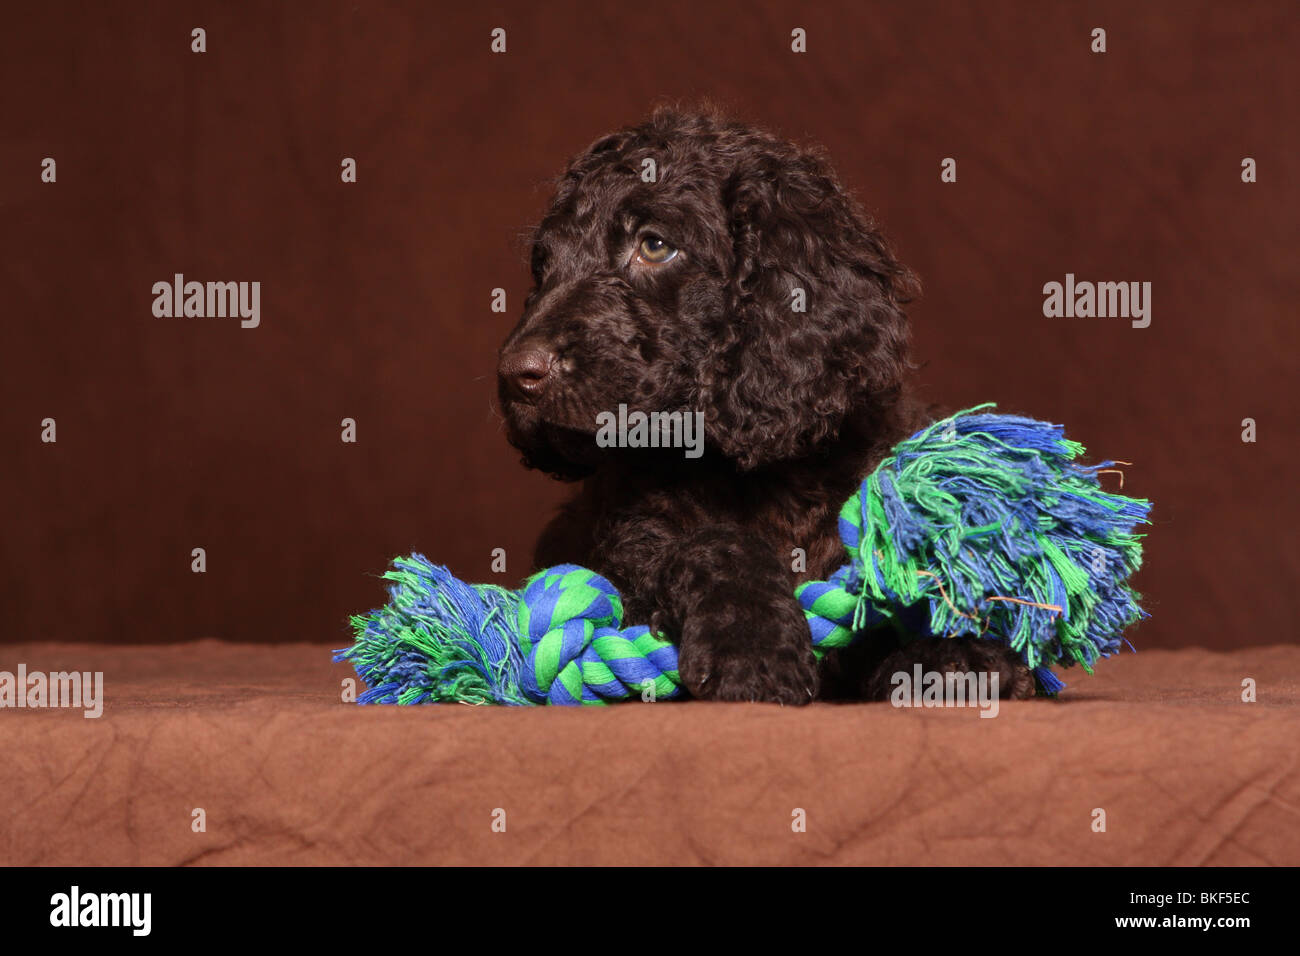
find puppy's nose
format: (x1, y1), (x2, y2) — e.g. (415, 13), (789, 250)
(498, 348), (554, 402)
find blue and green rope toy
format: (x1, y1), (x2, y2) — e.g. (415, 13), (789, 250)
(335, 405), (1151, 705)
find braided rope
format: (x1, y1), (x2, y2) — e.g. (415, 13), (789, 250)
(503, 500), (901, 701)
(337, 407), (1151, 705)
(516, 565), (680, 704)
(794, 484), (903, 654)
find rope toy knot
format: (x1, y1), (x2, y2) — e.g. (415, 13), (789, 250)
(337, 406), (1152, 705)
(517, 565), (681, 704)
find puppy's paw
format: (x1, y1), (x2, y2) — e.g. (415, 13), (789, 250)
(863, 636), (1035, 701)
(678, 592), (819, 705)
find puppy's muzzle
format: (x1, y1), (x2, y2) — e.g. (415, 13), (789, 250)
(498, 348), (554, 402)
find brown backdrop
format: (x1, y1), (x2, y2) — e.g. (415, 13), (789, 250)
(2, 1), (1296, 651)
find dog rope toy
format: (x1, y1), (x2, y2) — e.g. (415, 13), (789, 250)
(335, 406), (1151, 705)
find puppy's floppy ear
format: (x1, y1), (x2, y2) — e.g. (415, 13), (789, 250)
(587, 132), (631, 155)
(705, 144), (917, 469)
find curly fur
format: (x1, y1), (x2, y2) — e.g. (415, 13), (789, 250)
(499, 106), (1032, 704)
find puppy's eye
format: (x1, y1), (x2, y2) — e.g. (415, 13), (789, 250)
(636, 235), (677, 264)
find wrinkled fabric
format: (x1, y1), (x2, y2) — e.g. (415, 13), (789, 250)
(1, 641), (1296, 865)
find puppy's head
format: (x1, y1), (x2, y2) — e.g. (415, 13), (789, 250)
(499, 106), (917, 479)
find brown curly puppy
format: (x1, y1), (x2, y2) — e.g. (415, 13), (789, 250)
(499, 106), (1033, 704)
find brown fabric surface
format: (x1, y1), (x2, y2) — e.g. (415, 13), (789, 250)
(2, 641), (1297, 866)
(2, 1), (1297, 653)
